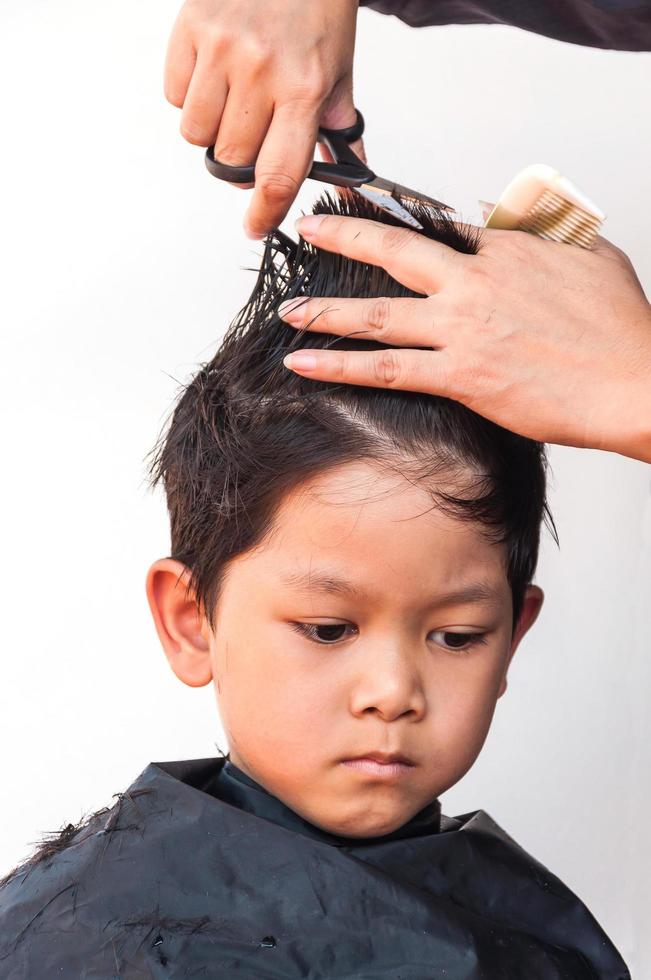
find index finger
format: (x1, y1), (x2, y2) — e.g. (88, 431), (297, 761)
(294, 212), (472, 294)
(244, 102), (321, 239)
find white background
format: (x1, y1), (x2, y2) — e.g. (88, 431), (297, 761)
(1, 0), (650, 974)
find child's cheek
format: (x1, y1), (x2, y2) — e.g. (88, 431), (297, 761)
(214, 642), (318, 754)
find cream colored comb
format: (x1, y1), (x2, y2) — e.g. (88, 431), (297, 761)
(483, 164), (605, 248)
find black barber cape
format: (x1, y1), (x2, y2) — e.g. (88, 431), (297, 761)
(0, 756), (630, 979)
(359, 0), (651, 51)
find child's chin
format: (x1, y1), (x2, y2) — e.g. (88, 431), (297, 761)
(311, 805), (412, 840)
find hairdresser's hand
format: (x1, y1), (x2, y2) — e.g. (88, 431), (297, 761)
(164, 0), (362, 239)
(279, 214), (651, 463)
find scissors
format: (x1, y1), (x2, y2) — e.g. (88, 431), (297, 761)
(204, 110), (454, 231)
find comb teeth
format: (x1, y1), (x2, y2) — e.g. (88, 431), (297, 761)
(519, 189), (603, 248)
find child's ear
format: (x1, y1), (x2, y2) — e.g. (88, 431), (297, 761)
(146, 559), (213, 688)
(497, 585), (544, 698)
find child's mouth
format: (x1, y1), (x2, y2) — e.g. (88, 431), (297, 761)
(341, 758), (414, 778)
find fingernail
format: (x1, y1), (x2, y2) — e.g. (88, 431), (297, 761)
(295, 214), (326, 239)
(278, 301), (303, 325)
(283, 352), (318, 372)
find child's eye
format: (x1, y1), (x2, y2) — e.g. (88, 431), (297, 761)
(429, 630), (487, 652)
(292, 622), (358, 644)
(291, 624), (486, 650)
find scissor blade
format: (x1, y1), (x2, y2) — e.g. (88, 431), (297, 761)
(371, 176), (456, 214)
(354, 184), (424, 230)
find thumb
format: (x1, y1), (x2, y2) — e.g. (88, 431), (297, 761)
(319, 78), (366, 164)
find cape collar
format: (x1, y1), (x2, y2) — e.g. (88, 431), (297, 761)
(203, 755), (442, 847)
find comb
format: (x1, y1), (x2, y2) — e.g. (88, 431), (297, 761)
(483, 164), (605, 248)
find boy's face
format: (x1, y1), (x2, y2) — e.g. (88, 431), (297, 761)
(148, 461), (542, 838)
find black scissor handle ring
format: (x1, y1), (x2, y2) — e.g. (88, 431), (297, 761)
(318, 109), (365, 145)
(204, 109), (365, 184)
(205, 147), (255, 184)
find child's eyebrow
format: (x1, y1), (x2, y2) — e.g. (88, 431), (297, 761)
(282, 570), (504, 607)
(282, 570), (363, 599)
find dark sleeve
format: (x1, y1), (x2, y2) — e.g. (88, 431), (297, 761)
(359, 0), (651, 51)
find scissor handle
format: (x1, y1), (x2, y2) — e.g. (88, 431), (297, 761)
(205, 109), (373, 187)
(317, 110), (365, 148)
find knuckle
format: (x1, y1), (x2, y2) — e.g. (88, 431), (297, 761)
(204, 26), (231, 55)
(458, 350), (499, 397)
(333, 352), (349, 380)
(363, 298), (392, 337)
(443, 359), (473, 401)
(373, 350), (402, 387)
(256, 171), (299, 204)
(214, 142), (250, 165)
(381, 225), (413, 257)
(240, 37), (272, 72)
(463, 264), (492, 301)
(180, 120), (210, 146)
(287, 72), (330, 105)
(297, 82), (328, 104)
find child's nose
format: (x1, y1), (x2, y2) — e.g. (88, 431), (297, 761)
(348, 644), (426, 722)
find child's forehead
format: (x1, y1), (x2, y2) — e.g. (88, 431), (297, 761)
(279, 460), (486, 537)
(289, 458), (469, 502)
(246, 461), (510, 602)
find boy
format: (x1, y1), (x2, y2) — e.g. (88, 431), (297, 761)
(0, 194), (630, 978)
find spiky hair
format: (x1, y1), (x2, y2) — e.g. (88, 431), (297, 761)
(149, 191), (553, 627)
(217, 191), (480, 394)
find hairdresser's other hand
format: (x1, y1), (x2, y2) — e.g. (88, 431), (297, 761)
(279, 214), (651, 462)
(164, 0), (361, 239)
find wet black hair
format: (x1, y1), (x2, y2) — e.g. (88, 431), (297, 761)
(149, 191), (555, 628)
